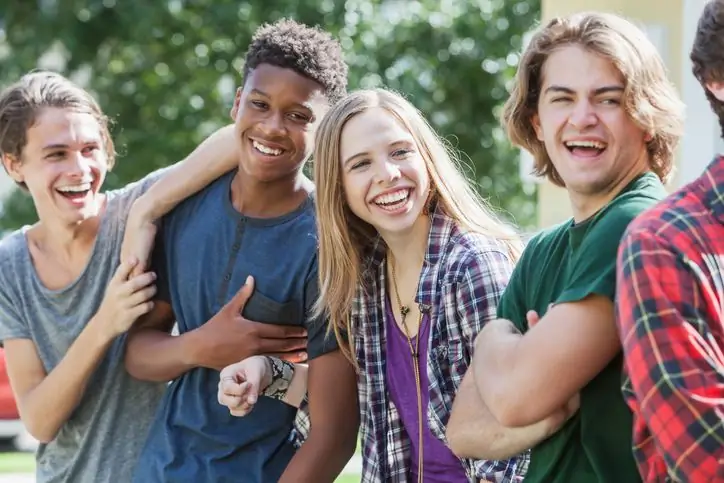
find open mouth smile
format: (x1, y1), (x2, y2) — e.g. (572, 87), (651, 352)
(371, 188), (412, 212)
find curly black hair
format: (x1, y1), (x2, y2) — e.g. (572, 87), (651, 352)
(691, 0), (724, 137)
(243, 19), (348, 103)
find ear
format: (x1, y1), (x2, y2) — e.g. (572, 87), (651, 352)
(532, 113), (543, 141)
(706, 81), (724, 102)
(230, 87), (242, 121)
(1, 154), (24, 184)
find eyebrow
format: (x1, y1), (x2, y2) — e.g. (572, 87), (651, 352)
(42, 140), (99, 151)
(249, 88), (314, 111)
(42, 144), (69, 151)
(543, 85), (624, 96)
(342, 140), (413, 168)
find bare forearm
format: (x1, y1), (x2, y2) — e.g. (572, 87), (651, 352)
(262, 363), (308, 408)
(279, 431), (356, 483)
(20, 318), (113, 442)
(472, 330), (530, 425)
(125, 329), (199, 382)
(448, 372), (550, 460)
(134, 125), (237, 220)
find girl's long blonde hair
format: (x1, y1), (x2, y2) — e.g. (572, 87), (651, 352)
(313, 88), (522, 364)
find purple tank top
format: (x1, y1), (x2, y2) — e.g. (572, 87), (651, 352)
(385, 295), (469, 482)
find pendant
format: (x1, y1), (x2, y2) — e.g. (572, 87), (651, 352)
(400, 306), (410, 317)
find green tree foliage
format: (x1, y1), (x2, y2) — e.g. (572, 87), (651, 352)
(0, 0), (539, 231)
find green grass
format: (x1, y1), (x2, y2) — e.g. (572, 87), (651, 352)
(0, 451), (35, 473)
(0, 450), (361, 478)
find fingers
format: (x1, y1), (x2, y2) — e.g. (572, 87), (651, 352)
(128, 301), (155, 320)
(218, 378), (258, 417)
(217, 380), (243, 408)
(219, 363), (244, 383)
(127, 285), (157, 308)
(255, 322), (307, 340)
(130, 259), (148, 278)
(566, 393), (581, 414)
(113, 257), (139, 284)
(269, 351), (308, 364)
(226, 276), (255, 314)
(259, 336), (307, 356)
(526, 310), (540, 328)
(122, 272), (157, 295)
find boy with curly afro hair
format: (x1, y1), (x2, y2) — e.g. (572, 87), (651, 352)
(126, 19), (357, 483)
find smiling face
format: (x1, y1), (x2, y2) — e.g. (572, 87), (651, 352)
(230, 63), (329, 183)
(533, 44), (650, 197)
(2, 107), (108, 226)
(339, 107), (431, 238)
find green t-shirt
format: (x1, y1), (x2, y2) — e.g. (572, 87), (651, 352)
(497, 172), (666, 483)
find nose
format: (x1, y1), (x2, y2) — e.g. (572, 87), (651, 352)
(68, 150), (92, 178)
(374, 158), (401, 184)
(258, 111), (286, 137)
(567, 99), (598, 130)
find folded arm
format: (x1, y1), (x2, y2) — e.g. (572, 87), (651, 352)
(616, 229), (724, 481)
(473, 295), (619, 427)
(447, 370), (571, 460)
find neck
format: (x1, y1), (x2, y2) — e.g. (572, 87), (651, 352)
(31, 216), (99, 259)
(31, 195), (105, 256)
(230, 169), (313, 218)
(382, 214), (431, 277)
(569, 159), (650, 223)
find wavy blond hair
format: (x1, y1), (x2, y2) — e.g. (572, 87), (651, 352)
(313, 88), (523, 364)
(503, 11), (685, 186)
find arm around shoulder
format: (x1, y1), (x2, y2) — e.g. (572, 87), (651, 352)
(130, 124), (238, 221)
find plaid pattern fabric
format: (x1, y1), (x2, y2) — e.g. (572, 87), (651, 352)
(352, 205), (526, 483)
(616, 157), (724, 482)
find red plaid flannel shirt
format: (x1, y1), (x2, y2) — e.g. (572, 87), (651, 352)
(616, 158), (724, 482)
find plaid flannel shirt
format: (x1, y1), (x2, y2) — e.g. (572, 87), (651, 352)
(616, 157), (724, 482)
(347, 206), (526, 483)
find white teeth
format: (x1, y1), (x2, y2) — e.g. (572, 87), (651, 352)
(374, 189), (409, 206)
(252, 140), (283, 156)
(57, 183), (91, 193)
(565, 140), (606, 149)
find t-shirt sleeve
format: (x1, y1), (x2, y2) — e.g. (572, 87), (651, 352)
(303, 267), (338, 360)
(0, 269), (30, 344)
(496, 243), (531, 334)
(454, 249), (515, 346)
(557, 202), (645, 305)
(104, 166), (172, 219)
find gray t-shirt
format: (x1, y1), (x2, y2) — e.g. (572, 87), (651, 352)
(0, 173), (167, 483)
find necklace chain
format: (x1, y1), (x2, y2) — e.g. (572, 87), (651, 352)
(389, 256), (424, 483)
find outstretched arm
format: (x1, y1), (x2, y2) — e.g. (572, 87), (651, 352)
(122, 125), (238, 271)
